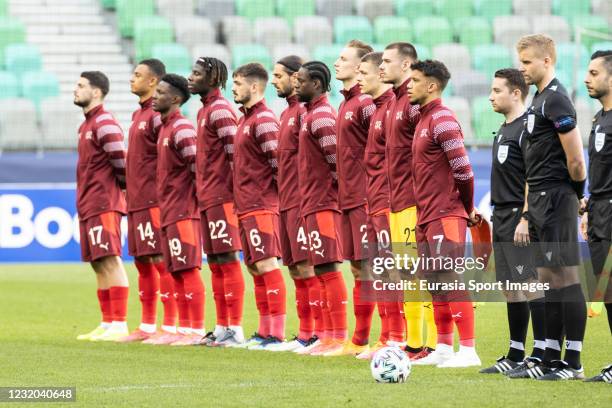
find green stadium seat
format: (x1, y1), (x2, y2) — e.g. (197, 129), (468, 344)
(0, 0), (7, 15)
(276, 0), (315, 25)
(472, 44), (512, 77)
(435, 0), (473, 22)
(236, 0), (275, 19)
(231, 44), (272, 70)
(413, 44), (431, 60)
(334, 16), (373, 45)
(0, 71), (20, 99)
(100, 0), (116, 9)
(116, 0), (155, 38)
(414, 16), (452, 48)
(151, 43), (191, 74)
(21, 71), (60, 110)
(394, 0), (433, 19)
(134, 16), (174, 62)
(552, 0), (591, 18)
(312, 44), (344, 72)
(4, 44), (42, 77)
(473, 0), (512, 20)
(0, 17), (26, 66)
(455, 16), (492, 49)
(557, 42), (590, 72)
(591, 42), (612, 54)
(472, 96), (503, 142)
(571, 16), (610, 49)
(374, 16), (412, 44)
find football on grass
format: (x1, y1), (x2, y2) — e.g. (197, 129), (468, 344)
(370, 346), (412, 383)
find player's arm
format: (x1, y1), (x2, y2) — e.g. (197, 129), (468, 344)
(174, 126), (197, 177)
(360, 99), (376, 131)
(514, 183), (530, 246)
(97, 121), (126, 188)
(312, 111), (338, 180)
(211, 105), (238, 170)
(255, 116), (279, 179)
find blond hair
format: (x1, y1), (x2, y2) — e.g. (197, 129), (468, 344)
(516, 34), (557, 63)
(346, 39), (374, 59)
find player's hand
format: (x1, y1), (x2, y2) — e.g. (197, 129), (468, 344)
(580, 212), (588, 241)
(467, 208), (480, 227)
(514, 218), (530, 247)
(578, 197), (588, 215)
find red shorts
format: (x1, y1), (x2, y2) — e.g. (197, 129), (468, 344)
(161, 219), (202, 273)
(279, 207), (309, 267)
(367, 209), (393, 258)
(79, 211), (123, 262)
(238, 210), (281, 265)
(416, 216), (467, 272)
(200, 202), (242, 255)
(304, 210), (343, 266)
(340, 205), (368, 261)
(127, 207), (162, 257)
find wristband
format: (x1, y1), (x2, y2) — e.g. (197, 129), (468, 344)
(570, 179), (586, 199)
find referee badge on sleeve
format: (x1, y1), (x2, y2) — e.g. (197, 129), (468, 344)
(594, 125), (605, 152)
(527, 114), (535, 133)
(497, 145), (508, 164)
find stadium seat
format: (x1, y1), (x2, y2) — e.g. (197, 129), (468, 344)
(471, 96), (503, 143)
(4, 44), (42, 77)
(231, 44), (272, 70)
(174, 17), (216, 50)
(455, 16), (492, 49)
(294, 16), (333, 50)
(413, 44), (431, 60)
(316, 0), (353, 20)
(0, 71), (20, 99)
(192, 43), (232, 69)
(0, 98), (40, 151)
(553, 0), (591, 18)
(445, 96), (473, 141)
(531, 15), (571, 43)
(101, 0), (116, 10)
(0, 17), (26, 65)
(0, 0), (7, 14)
(334, 16), (374, 45)
(374, 16), (412, 44)
(21, 71), (60, 110)
(452, 70), (490, 101)
(156, 0), (194, 21)
(473, 0), (512, 20)
(433, 43), (471, 74)
(312, 44), (344, 71)
(513, 0), (551, 15)
(435, 0), (473, 22)
(40, 97), (82, 150)
(277, 0), (315, 25)
(254, 17), (291, 50)
(272, 44), (310, 65)
(116, 0), (155, 38)
(570, 16), (610, 48)
(472, 44), (513, 76)
(493, 16), (531, 49)
(355, 0), (394, 22)
(591, 41), (612, 54)
(196, 0), (235, 23)
(133, 16), (174, 62)
(221, 16), (253, 47)
(556, 42), (590, 72)
(592, 0), (612, 20)
(236, 0), (275, 19)
(151, 43), (190, 74)
(414, 16), (452, 48)
(394, 0), (433, 19)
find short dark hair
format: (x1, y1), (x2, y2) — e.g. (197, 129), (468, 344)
(302, 61), (331, 92)
(494, 68), (529, 101)
(138, 58), (166, 78)
(385, 42), (418, 61)
(81, 71), (109, 97)
(196, 56), (229, 89)
(160, 73), (190, 105)
(361, 51), (383, 66)
(277, 55), (304, 75)
(347, 39), (374, 59)
(591, 50), (612, 75)
(233, 62), (269, 84)
(410, 59), (451, 91)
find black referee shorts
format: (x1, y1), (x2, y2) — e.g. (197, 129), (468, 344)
(527, 184), (581, 268)
(492, 206), (537, 282)
(587, 197), (612, 276)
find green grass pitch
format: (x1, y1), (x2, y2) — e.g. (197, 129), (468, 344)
(0, 263), (610, 407)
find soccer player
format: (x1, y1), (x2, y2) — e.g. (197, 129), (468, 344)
(73, 71), (130, 341)
(380, 42), (436, 360)
(334, 40), (377, 355)
(582, 50), (612, 383)
(407, 60), (481, 368)
(152, 74), (206, 346)
(479, 69), (547, 374)
(270, 55), (322, 352)
(187, 57), (245, 347)
(355, 51), (406, 359)
(508, 34), (588, 380)
(119, 59), (179, 343)
(230, 63), (287, 349)
(293, 61), (348, 357)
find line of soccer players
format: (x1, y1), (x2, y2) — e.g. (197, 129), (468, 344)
(72, 35), (611, 381)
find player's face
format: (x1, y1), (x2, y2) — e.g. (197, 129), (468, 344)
(518, 47), (547, 86)
(271, 64), (293, 98)
(187, 63), (209, 95)
(334, 47), (360, 81)
(130, 64), (156, 96)
(294, 68), (316, 103)
(380, 49), (407, 85)
(73, 77), (94, 107)
(152, 81), (174, 113)
(585, 57), (611, 100)
(407, 70), (428, 105)
(489, 77), (516, 114)
(356, 61), (380, 96)
(232, 75), (252, 105)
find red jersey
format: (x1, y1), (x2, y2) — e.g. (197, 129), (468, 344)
(76, 104), (127, 220)
(156, 110), (198, 227)
(278, 94), (306, 211)
(412, 98), (474, 226)
(365, 88), (395, 214)
(126, 97), (161, 212)
(233, 99), (279, 215)
(298, 94), (339, 217)
(336, 84), (375, 210)
(386, 78), (421, 212)
(195, 88), (238, 211)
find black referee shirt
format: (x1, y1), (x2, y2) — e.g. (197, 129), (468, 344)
(491, 112), (528, 207)
(524, 78), (577, 191)
(588, 108), (612, 198)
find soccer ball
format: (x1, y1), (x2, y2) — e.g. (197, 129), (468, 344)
(370, 346), (411, 383)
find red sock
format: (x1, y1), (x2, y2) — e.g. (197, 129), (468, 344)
(262, 269), (286, 339)
(253, 274), (270, 337)
(135, 261), (159, 325)
(304, 276), (323, 338)
(109, 286), (129, 322)
(433, 301), (454, 346)
(352, 280), (375, 346)
(386, 301), (405, 343)
(317, 275), (333, 340)
(155, 261), (177, 327)
(182, 268), (205, 331)
(377, 300), (389, 343)
(97, 289), (112, 324)
(321, 271), (348, 341)
(209, 263), (229, 327)
(172, 273), (191, 329)
(448, 300), (475, 347)
(220, 261), (245, 326)
(294, 277), (314, 341)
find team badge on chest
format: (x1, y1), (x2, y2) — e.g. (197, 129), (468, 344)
(527, 114), (535, 133)
(594, 125), (605, 152)
(497, 145), (509, 164)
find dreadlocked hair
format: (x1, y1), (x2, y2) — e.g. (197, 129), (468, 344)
(302, 61), (331, 92)
(196, 56), (229, 89)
